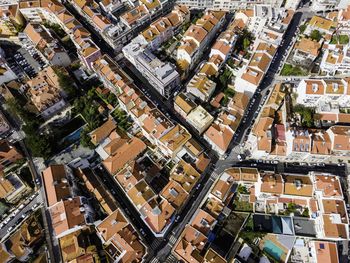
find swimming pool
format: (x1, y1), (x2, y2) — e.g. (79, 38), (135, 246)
(263, 240), (284, 261)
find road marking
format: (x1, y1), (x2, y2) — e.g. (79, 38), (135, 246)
(150, 258), (160, 263)
(169, 235), (177, 245)
(165, 254), (179, 263)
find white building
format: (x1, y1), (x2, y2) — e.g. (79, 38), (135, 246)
(187, 105), (214, 134)
(123, 36), (180, 98)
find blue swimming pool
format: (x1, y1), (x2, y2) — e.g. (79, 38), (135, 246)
(263, 240), (284, 261)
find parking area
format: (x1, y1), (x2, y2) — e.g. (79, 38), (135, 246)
(2, 40), (47, 80)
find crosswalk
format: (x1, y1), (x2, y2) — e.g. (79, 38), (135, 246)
(165, 254), (179, 263)
(168, 235), (177, 245)
(150, 239), (162, 250)
(211, 172), (219, 180)
(150, 258), (160, 263)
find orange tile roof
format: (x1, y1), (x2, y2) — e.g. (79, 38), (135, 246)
(313, 241), (339, 263)
(103, 137), (147, 175)
(315, 175), (342, 197)
(160, 180), (188, 209)
(191, 209), (215, 236)
(49, 197), (86, 236)
(284, 175), (313, 197)
(42, 165), (70, 207)
(295, 37), (321, 57)
(241, 67), (263, 86)
(328, 126), (350, 151)
(322, 214), (347, 239)
(90, 118), (116, 145)
(261, 173), (283, 194)
(140, 198), (175, 234)
(204, 124), (233, 153)
(174, 225), (207, 263)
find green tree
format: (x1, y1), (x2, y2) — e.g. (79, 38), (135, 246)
(299, 24), (307, 33)
(302, 207), (310, 217)
(294, 104), (314, 127)
(243, 38), (251, 50)
(310, 30), (322, 41)
(80, 128), (94, 149)
(54, 67), (77, 98)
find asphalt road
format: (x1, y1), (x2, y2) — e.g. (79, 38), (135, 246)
(0, 193), (42, 240)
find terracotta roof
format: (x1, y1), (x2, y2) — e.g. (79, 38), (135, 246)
(295, 37), (321, 57)
(249, 52), (271, 72)
(170, 160), (200, 192)
(127, 180), (155, 209)
(284, 175), (313, 197)
(90, 119), (116, 145)
(159, 124), (191, 153)
(315, 175), (342, 198)
(42, 165), (70, 207)
(103, 137), (147, 175)
(328, 125), (350, 151)
(160, 180), (188, 209)
(204, 123), (233, 153)
(322, 214), (347, 239)
(97, 209), (146, 262)
(309, 16), (336, 31)
(174, 225), (207, 263)
(191, 209), (215, 236)
(241, 67), (263, 86)
(140, 198), (175, 234)
(305, 79), (325, 95)
(49, 197), (86, 236)
(313, 241), (339, 263)
(261, 173), (283, 194)
(97, 209), (128, 241)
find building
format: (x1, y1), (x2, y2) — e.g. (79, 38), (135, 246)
(320, 44), (350, 75)
(26, 66), (66, 119)
(311, 0), (341, 12)
(49, 196), (94, 238)
(174, 92), (197, 118)
(0, 140), (22, 169)
(0, 112), (11, 138)
(96, 209), (146, 262)
(24, 22), (71, 67)
(204, 123), (234, 158)
(235, 42), (275, 95)
(295, 78), (350, 107)
(292, 37), (321, 66)
(75, 168), (118, 215)
(177, 10), (226, 71)
(59, 226), (100, 263)
(96, 128), (147, 174)
(4, 215), (44, 262)
(0, 171), (28, 204)
(187, 105), (214, 134)
(42, 164), (74, 207)
(186, 74), (216, 102)
(122, 36), (180, 98)
(0, 48), (17, 85)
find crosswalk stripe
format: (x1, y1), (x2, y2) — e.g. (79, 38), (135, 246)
(150, 258), (159, 263)
(169, 235), (177, 245)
